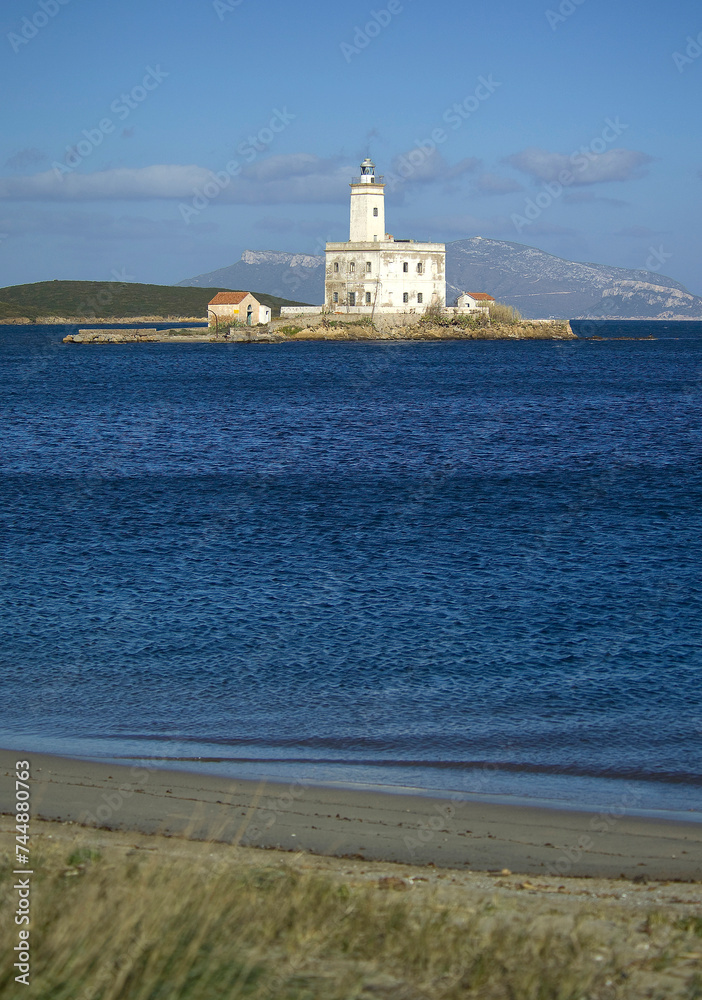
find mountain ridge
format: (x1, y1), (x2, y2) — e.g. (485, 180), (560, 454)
(177, 238), (702, 319)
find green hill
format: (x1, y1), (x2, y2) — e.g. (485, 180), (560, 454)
(0, 281), (311, 321)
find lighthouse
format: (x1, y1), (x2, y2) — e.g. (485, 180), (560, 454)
(349, 158), (386, 242)
(324, 159), (446, 315)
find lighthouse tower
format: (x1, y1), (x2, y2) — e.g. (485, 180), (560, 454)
(349, 158), (385, 242)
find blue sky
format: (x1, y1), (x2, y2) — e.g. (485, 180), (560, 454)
(1, 0), (701, 292)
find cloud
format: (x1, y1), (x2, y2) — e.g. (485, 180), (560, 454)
(241, 152), (334, 182)
(0, 152), (502, 209)
(0, 157), (358, 206)
(444, 157), (481, 180)
(236, 160), (355, 203)
(4, 148), (47, 171)
(473, 172), (523, 195)
(0, 206), (215, 240)
(256, 216), (342, 238)
(389, 148), (480, 187)
(0, 165), (213, 201)
(505, 147), (653, 185)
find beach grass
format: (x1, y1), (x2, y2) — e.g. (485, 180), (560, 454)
(2, 830), (701, 999)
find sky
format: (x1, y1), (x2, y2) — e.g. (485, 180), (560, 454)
(1, 0), (701, 292)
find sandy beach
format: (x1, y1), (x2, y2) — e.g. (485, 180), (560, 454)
(3, 749), (700, 881)
(2, 749), (702, 998)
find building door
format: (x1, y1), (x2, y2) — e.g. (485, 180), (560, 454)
(247, 306), (253, 325)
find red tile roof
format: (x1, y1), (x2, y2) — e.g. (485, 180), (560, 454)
(467, 292), (495, 301)
(208, 291), (250, 305)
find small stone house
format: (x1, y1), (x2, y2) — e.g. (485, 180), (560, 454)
(457, 292), (495, 314)
(208, 292), (271, 328)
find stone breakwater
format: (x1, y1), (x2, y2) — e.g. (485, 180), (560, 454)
(63, 328), (211, 343)
(64, 320), (576, 344)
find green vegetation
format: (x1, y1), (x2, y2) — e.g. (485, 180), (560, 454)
(0, 281), (311, 322)
(1, 836), (700, 999)
(420, 301), (451, 326)
(451, 312), (491, 330)
(420, 305), (489, 330)
(66, 847), (102, 867)
(0, 299), (39, 322)
(277, 325), (303, 336)
(420, 301), (523, 330)
(488, 301), (523, 325)
(322, 316), (376, 331)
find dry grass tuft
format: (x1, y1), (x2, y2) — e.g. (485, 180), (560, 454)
(1, 838), (700, 999)
(487, 302), (523, 325)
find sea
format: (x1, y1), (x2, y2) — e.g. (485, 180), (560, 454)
(1, 320), (701, 820)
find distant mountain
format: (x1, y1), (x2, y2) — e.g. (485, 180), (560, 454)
(446, 238), (702, 319)
(178, 240), (702, 320)
(177, 250), (324, 306)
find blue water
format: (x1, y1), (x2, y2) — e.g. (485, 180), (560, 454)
(1, 321), (701, 816)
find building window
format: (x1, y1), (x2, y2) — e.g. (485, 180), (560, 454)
(333, 262), (339, 273)
(333, 292), (338, 304)
(365, 292), (371, 304)
(417, 293), (423, 304)
(403, 292), (409, 303)
(349, 292), (356, 306)
(349, 262), (355, 272)
(373, 207), (378, 217)
(417, 262), (423, 274)
(366, 261), (372, 272)
(403, 262), (409, 273)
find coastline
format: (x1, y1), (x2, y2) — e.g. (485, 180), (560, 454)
(4, 749), (700, 880)
(0, 315), (209, 325)
(62, 320), (576, 344)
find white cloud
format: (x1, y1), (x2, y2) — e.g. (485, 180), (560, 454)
(505, 147), (653, 185)
(0, 157), (358, 206)
(0, 206), (215, 240)
(0, 165), (213, 201)
(242, 153), (335, 181)
(473, 172), (524, 195)
(444, 157), (482, 180)
(389, 148), (480, 187)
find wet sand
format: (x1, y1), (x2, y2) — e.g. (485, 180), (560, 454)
(2, 749), (700, 880)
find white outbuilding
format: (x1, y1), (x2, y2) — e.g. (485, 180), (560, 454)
(457, 292), (495, 314)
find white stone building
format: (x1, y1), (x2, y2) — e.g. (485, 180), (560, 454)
(324, 159), (445, 315)
(208, 291), (271, 328)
